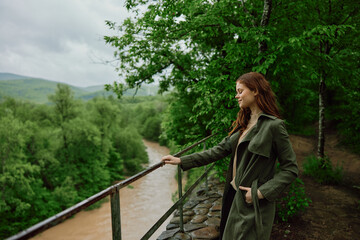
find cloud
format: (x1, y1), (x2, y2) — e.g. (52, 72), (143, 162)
(0, 0), (132, 87)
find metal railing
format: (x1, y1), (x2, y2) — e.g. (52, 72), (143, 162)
(7, 133), (217, 240)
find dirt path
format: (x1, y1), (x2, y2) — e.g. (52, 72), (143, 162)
(290, 133), (360, 183)
(271, 134), (360, 239)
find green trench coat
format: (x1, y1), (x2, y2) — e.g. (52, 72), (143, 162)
(180, 113), (298, 240)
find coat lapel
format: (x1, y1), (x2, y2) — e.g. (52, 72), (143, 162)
(230, 131), (240, 154)
(237, 113), (277, 158)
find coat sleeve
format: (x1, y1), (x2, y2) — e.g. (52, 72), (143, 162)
(180, 135), (232, 171)
(258, 120), (299, 202)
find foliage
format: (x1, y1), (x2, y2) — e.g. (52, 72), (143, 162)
(276, 178), (312, 222)
(184, 166), (207, 192)
(0, 84), (167, 238)
(105, 0), (360, 175)
(142, 116), (162, 141)
(180, 165), (217, 204)
(330, 77), (360, 153)
(303, 155), (343, 184)
(121, 95), (168, 142)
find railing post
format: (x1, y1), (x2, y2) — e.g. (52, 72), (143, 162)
(203, 142), (208, 196)
(177, 165), (184, 232)
(110, 187), (121, 240)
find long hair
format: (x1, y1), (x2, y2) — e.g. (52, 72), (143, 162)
(229, 72), (281, 136)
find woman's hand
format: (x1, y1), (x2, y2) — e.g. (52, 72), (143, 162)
(161, 155), (181, 165)
(238, 186), (264, 203)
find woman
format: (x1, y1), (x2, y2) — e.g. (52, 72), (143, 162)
(161, 72), (298, 240)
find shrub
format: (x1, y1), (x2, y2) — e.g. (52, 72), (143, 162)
(303, 155), (343, 184)
(141, 116), (161, 141)
(276, 178), (311, 222)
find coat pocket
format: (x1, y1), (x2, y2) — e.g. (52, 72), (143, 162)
(258, 175), (273, 187)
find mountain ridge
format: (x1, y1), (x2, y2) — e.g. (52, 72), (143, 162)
(0, 72), (160, 104)
(0, 72), (33, 80)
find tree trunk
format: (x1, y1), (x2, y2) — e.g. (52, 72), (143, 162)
(258, 0), (272, 65)
(317, 72), (326, 160)
(317, 37), (330, 162)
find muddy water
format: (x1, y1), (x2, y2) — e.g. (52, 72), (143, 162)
(32, 140), (177, 240)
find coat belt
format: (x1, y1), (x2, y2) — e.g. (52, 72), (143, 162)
(251, 179), (264, 240)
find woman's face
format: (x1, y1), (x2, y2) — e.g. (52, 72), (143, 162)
(235, 82), (257, 109)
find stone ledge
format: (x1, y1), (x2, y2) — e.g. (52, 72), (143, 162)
(157, 174), (223, 240)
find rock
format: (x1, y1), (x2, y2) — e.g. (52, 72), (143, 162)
(191, 215), (207, 223)
(216, 188), (224, 195)
(157, 173), (225, 240)
(210, 204), (222, 212)
(196, 189), (206, 196)
(175, 209), (195, 216)
(204, 190), (218, 196)
(203, 198), (219, 204)
(170, 232), (191, 240)
(194, 195), (210, 202)
(170, 216), (192, 224)
(204, 217), (221, 227)
(190, 226), (220, 239)
(194, 208), (209, 215)
(174, 209), (194, 217)
(206, 192), (222, 198)
(213, 199), (222, 205)
(157, 228), (180, 240)
(207, 211), (221, 218)
(166, 223), (179, 230)
(196, 203), (212, 209)
(184, 200), (199, 209)
(183, 210), (195, 216)
(184, 223), (207, 232)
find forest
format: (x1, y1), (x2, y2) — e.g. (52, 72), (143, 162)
(1, 0), (359, 238)
(0, 84), (166, 239)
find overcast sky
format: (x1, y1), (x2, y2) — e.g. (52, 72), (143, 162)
(0, 0), (134, 87)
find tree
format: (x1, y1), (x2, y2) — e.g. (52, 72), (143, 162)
(48, 84), (79, 164)
(112, 126), (148, 175)
(104, 0), (282, 149)
(0, 113), (40, 238)
(105, 0), (359, 157)
(87, 97), (120, 153)
(287, 0), (359, 159)
(61, 117), (110, 197)
(48, 84), (77, 125)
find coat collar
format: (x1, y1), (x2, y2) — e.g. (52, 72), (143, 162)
(230, 113), (277, 150)
(258, 112), (277, 120)
(230, 113), (277, 135)
(242, 113), (276, 141)
(231, 113), (277, 150)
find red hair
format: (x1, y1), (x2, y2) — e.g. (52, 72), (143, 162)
(229, 72), (281, 136)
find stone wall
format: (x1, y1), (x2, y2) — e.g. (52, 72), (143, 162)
(157, 174), (224, 240)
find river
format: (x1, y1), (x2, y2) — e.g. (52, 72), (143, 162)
(31, 140), (177, 240)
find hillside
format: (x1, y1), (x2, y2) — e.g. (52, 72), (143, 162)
(0, 73), (160, 103)
(0, 73), (32, 80)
